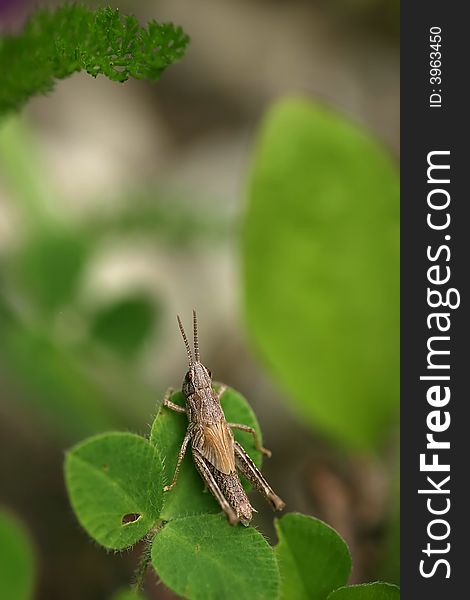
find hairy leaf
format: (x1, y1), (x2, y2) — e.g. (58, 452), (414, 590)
(244, 97), (399, 450)
(327, 583), (400, 600)
(65, 432), (163, 549)
(0, 4), (189, 115)
(0, 509), (35, 600)
(151, 514), (280, 600)
(149, 387), (263, 520)
(275, 513), (351, 600)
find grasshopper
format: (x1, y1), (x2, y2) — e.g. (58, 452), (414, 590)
(162, 310), (285, 525)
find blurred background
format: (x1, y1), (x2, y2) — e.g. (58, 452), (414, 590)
(0, 0), (399, 598)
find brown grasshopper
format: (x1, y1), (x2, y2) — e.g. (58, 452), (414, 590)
(162, 310), (285, 525)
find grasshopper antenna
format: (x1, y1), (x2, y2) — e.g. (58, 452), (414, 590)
(193, 309), (200, 363)
(177, 315), (193, 366)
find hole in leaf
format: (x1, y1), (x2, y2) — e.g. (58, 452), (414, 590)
(122, 513), (141, 525)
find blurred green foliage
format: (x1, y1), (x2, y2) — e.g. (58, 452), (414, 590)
(0, 4), (189, 115)
(91, 294), (158, 359)
(0, 116), (231, 440)
(13, 230), (89, 313)
(0, 1), (193, 449)
(0, 509), (35, 600)
(112, 589), (145, 600)
(381, 468), (400, 585)
(327, 583), (400, 600)
(0, 307), (122, 437)
(244, 98), (399, 451)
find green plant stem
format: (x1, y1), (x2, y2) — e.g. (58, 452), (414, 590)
(133, 524), (164, 592)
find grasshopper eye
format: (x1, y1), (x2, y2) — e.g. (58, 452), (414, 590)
(207, 369), (212, 378)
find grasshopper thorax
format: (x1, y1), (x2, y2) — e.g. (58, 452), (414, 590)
(177, 310), (213, 397)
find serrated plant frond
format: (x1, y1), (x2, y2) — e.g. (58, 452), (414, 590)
(0, 4), (190, 115)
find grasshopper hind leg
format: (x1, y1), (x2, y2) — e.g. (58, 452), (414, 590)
(192, 449), (239, 525)
(192, 449), (254, 526)
(234, 441), (285, 512)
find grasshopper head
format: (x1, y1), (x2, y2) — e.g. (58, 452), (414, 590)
(183, 362), (212, 396)
(177, 310), (213, 395)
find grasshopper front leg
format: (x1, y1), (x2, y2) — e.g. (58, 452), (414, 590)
(234, 441), (285, 511)
(163, 430), (191, 492)
(162, 387), (187, 414)
(214, 383), (227, 401)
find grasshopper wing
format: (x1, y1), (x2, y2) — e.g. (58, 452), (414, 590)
(193, 421), (236, 474)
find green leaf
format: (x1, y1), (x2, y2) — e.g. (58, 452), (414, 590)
(0, 509), (35, 600)
(243, 97), (399, 450)
(327, 583), (400, 600)
(91, 294), (158, 359)
(65, 432), (164, 549)
(151, 514), (280, 600)
(0, 5), (189, 115)
(149, 387), (263, 520)
(0, 302), (122, 438)
(274, 513), (351, 600)
(13, 230), (88, 313)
